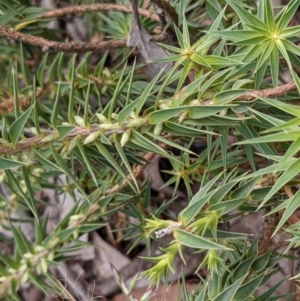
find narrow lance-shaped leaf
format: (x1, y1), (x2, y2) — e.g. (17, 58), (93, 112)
(0, 157), (24, 170)
(51, 82), (61, 129)
(9, 105), (33, 147)
(50, 144), (89, 200)
(76, 141), (98, 187)
(174, 229), (231, 250)
(68, 54), (77, 124)
(113, 135), (139, 192)
(94, 140), (137, 192)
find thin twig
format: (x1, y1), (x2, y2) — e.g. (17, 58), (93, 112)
(151, 0), (179, 26)
(41, 3), (160, 22)
(202, 81), (297, 105)
(0, 80), (297, 156)
(0, 24), (167, 53)
(153, 4), (176, 45)
(258, 214), (281, 255)
(243, 82), (297, 101)
(132, 0), (142, 29)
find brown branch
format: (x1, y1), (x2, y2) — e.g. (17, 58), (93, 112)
(202, 82), (297, 105)
(151, 0), (179, 26)
(258, 214), (281, 255)
(41, 3), (160, 23)
(0, 24), (167, 53)
(243, 82), (297, 101)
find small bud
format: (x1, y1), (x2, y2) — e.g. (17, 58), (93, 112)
(0, 138), (11, 146)
(127, 117), (147, 128)
(130, 111), (137, 119)
(96, 113), (108, 123)
(74, 116), (85, 127)
(23, 253), (34, 259)
(41, 258), (48, 274)
(68, 136), (80, 153)
(219, 109), (228, 116)
(73, 229), (79, 239)
(140, 290), (153, 301)
(69, 214), (84, 221)
(41, 134), (59, 143)
(30, 127), (39, 135)
(83, 131), (101, 144)
(45, 237), (60, 248)
(35, 245), (45, 253)
(47, 251), (55, 261)
(120, 129), (131, 147)
(153, 123), (163, 135)
(20, 271), (29, 285)
(101, 86), (108, 94)
(178, 111), (187, 123)
(0, 172), (6, 184)
(99, 123), (115, 130)
(111, 113), (119, 121)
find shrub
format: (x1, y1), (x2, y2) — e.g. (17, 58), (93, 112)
(0, 0), (299, 300)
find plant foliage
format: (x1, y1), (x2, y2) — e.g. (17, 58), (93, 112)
(0, 0), (299, 300)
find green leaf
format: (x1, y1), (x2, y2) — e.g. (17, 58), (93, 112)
(230, 177), (260, 199)
(107, 62), (128, 121)
(280, 25), (300, 38)
(254, 41), (274, 74)
(226, 0), (269, 31)
(131, 130), (179, 163)
(0, 254), (19, 270)
(254, 279), (285, 301)
(135, 67), (165, 115)
(208, 198), (246, 215)
(232, 256), (256, 282)
(235, 131), (300, 144)
(276, 135), (300, 170)
(79, 223), (106, 233)
(263, 0), (275, 31)
(57, 125), (76, 139)
(212, 274), (247, 301)
(233, 274), (264, 301)
(175, 229), (230, 250)
(50, 144), (88, 199)
(188, 105), (235, 117)
(51, 82), (61, 128)
(276, 0), (300, 32)
(149, 107), (188, 124)
(113, 135), (139, 192)
(172, 72), (211, 107)
(190, 53), (211, 67)
(164, 121), (214, 137)
(94, 140), (136, 191)
(269, 45), (279, 87)
(76, 140), (98, 187)
(179, 192), (214, 225)
(214, 90), (246, 105)
(10, 225), (34, 255)
(9, 105), (33, 147)
(68, 54), (77, 124)
(0, 157), (24, 170)
(259, 157), (300, 208)
(147, 132), (196, 155)
(269, 190), (300, 236)
(21, 166), (38, 219)
(212, 30), (261, 41)
(251, 251), (272, 272)
(203, 55), (241, 67)
(281, 39), (300, 57)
